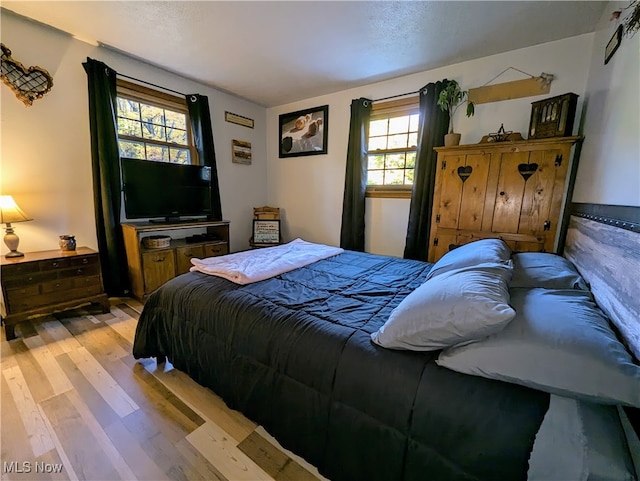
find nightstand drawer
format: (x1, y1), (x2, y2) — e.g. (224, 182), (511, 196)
(73, 275), (101, 289)
(2, 263), (39, 278)
(5, 285), (40, 304)
(41, 278), (75, 293)
(59, 264), (100, 279)
(40, 258), (72, 271)
(71, 255), (99, 268)
(2, 271), (55, 288)
(7, 296), (49, 312)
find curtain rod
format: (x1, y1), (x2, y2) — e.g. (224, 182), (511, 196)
(117, 72), (187, 97)
(373, 89), (421, 103)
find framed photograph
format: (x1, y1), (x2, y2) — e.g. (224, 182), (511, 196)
(232, 139), (252, 165)
(279, 105), (328, 158)
(253, 219), (281, 244)
(604, 25), (622, 65)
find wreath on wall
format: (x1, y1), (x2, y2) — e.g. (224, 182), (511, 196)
(0, 44), (53, 106)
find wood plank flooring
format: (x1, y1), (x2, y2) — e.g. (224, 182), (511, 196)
(0, 300), (328, 481)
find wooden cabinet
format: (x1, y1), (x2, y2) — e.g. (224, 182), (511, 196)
(121, 220), (230, 300)
(428, 137), (580, 262)
(1, 247), (110, 340)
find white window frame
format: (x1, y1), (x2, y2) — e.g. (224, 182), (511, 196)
(115, 79), (198, 165)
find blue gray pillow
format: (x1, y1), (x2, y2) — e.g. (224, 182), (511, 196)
(437, 288), (640, 407)
(427, 238), (512, 280)
(371, 263), (515, 351)
(510, 252), (588, 290)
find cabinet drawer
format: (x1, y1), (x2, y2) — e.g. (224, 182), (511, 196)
(142, 250), (176, 293)
(71, 255), (99, 268)
(203, 243), (228, 257)
(7, 295), (49, 312)
(41, 278), (75, 294)
(175, 245), (204, 275)
(5, 285), (40, 304)
(2, 271), (55, 289)
(59, 264), (100, 279)
(1, 263), (39, 279)
(40, 258), (72, 271)
(72, 275), (101, 289)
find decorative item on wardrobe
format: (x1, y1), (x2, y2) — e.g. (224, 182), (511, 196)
(480, 123), (523, 143)
(436, 79), (475, 147)
(528, 93), (578, 139)
(0, 44), (53, 106)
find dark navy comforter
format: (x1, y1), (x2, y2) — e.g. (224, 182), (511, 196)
(133, 250), (549, 481)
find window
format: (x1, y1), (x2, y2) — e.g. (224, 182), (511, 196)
(116, 79), (197, 164)
(366, 96), (420, 198)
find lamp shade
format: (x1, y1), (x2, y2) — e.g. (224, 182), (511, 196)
(0, 195), (32, 224)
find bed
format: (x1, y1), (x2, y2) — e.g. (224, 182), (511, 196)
(133, 206), (640, 481)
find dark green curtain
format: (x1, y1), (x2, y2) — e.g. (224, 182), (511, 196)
(186, 94), (223, 221)
(340, 98), (372, 251)
(403, 81), (450, 260)
(83, 57), (129, 296)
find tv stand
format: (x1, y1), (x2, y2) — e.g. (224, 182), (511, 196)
(121, 219), (230, 300)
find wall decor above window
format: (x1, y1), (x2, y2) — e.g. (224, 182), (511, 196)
(0, 44), (53, 106)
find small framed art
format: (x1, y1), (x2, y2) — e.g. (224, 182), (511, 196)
(253, 219), (281, 244)
(604, 25), (622, 65)
(279, 105), (328, 158)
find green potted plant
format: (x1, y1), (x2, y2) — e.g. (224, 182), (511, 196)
(437, 79), (475, 146)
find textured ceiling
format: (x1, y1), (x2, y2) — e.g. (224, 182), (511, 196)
(2, 1), (608, 107)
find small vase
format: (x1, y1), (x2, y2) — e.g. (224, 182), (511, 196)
(59, 235), (76, 251)
(444, 133), (462, 147)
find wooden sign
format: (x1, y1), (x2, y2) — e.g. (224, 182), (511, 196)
(468, 77), (551, 105)
(225, 111), (254, 128)
(253, 220), (280, 244)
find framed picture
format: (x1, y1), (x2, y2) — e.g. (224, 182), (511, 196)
(279, 105), (328, 158)
(232, 139), (252, 165)
(253, 219), (281, 244)
(604, 25), (622, 65)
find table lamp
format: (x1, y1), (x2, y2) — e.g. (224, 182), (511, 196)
(0, 195), (33, 258)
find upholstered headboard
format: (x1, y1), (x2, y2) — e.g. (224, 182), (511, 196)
(564, 203), (640, 439)
(563, 203), (640, 361)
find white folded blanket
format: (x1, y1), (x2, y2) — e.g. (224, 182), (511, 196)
(190, 238), (344, 284)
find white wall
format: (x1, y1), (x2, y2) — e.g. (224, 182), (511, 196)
(0, 11), (268, 256)
(267, 34), (595, 256)
(574, 1), (640, 206)
(4, 7), (635, 262)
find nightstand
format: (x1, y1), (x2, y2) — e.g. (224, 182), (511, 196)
(1, 247), (110, 340)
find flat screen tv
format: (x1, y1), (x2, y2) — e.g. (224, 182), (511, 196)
(121, 158), (212, 223)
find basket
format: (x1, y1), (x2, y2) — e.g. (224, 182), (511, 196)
(142, 235), (171, 249)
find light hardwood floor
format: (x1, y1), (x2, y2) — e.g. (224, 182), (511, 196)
(0, 299), (328, 481)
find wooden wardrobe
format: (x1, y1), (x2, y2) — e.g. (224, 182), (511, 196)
(428, 137), (580, 262)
